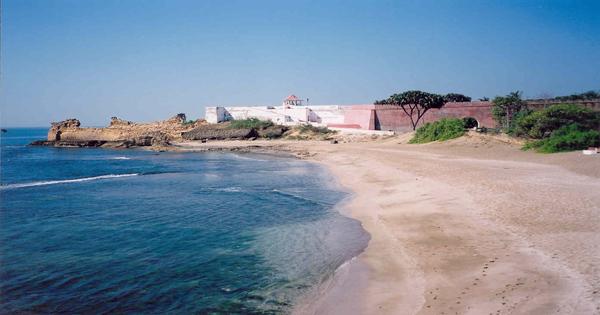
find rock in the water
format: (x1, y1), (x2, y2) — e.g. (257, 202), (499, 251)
(48, 118), (81, 141)
(30, 140), (108, 147)
(38, 114), (201, 148)
(29, 140), (55, 146)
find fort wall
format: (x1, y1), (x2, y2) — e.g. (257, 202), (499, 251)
(205, 99), (600, 132)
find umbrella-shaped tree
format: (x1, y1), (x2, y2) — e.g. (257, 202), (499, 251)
(375, 90), (447, 130)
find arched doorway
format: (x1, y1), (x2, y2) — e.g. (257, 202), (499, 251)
(462, 117), (479, 129)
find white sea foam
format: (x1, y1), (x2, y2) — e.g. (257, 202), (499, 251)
(1, 174), (139, 190)
(230, 154), (268, 162)
(217, 187), (242, 192)
(111, 156), (131, 160)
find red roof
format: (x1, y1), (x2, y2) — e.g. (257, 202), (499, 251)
(285, 94), (300, 101)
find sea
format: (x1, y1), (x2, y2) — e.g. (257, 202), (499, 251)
(0, 128), (369, 314)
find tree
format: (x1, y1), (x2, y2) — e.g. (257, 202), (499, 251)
(554, 90), (600, 101)
(444, 93), (471, 102)
(479, 97), (490, 101)
(491, 91), (526, 131)
(375, 90), (446, 130)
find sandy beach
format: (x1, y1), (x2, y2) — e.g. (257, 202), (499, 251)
(175, 134), (600, 314)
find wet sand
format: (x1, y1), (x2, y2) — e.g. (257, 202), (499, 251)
(176, 135), (600, 314)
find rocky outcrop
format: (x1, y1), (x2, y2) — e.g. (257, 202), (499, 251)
(33, 114), (203, 148)
(48, 118), (81, 141)
(166, 113), (187, 124)
(110, 117), (133, 127)
(257, 126), (287, 139)
(33, 114), (288, 149)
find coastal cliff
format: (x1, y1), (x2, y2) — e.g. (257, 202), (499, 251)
(32, 114), (203, 148)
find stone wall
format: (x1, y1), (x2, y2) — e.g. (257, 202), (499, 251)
(526, 99), (600, 111)
(206, 102), (496, 131)
(206, 99), (600, 132)
(373, 102), (495, 131)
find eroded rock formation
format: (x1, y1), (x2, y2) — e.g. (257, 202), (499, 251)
(33, 114), (290, 149)
(35, 114), (203, 148)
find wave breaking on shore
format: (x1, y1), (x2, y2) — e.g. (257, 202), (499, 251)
(1, 173), (139, 190)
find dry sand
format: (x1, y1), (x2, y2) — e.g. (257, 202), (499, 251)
(175, 134), (600, 314)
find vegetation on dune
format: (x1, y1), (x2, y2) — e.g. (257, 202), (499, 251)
(285, 124), (335, 140)
(516, 104), (600, 153)
(522, 124), (600, 153)
(514, 104), (600, 138)
(409, 118), (466, 144)
(406, 98), (599, 153)
(296, 124), (333, 134)
(228, 118), (274, 130)
(375, 90), (447, 130)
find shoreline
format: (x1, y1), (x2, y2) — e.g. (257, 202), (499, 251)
(175, 137), (600, 314)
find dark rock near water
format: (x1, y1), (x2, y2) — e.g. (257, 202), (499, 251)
(182, 126), (259, 140)
(29, 140), (55, 146)
(29, 136), (169, 148)
(132, 131), (169, 146)
(30, 140), (108, 147)
(257, 126), (287, 139)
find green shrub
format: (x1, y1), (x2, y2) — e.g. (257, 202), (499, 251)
(507, 109), (533, 135)
(297, 124), (333, 134)
(523, 124), (600, 153)
(228, 118), (274, 130)
(409, 118), (465, 143)
(514, 104), (600, 139)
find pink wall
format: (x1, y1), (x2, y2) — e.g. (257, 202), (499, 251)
(369, 101), (494, 131)
(323, 102), (495, 131)
(342, 107), (375, 129)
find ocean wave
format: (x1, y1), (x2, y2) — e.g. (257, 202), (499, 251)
(110, 156), (131, 160)
(1, 174), (139, 190)
(216, 187), (243, 192)
(271, 189), (328, 205)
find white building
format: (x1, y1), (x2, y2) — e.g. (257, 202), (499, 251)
(205, 94), (346, 127)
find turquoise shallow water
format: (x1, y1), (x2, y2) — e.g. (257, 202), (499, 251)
(0, 128), (369, 314)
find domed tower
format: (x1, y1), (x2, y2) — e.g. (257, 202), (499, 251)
(283, 94), (303, 107)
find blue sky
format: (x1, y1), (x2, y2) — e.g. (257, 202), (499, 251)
(2, 0), (599, 127)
